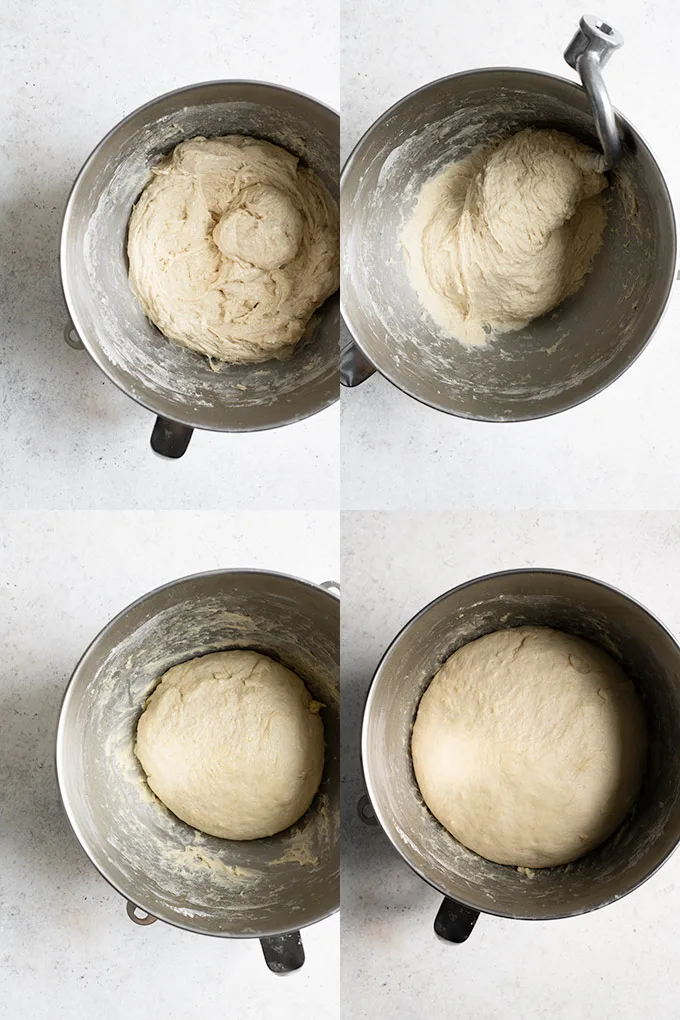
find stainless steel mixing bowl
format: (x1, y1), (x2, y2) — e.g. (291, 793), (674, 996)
(341, 69), (676, 420)
(60, 81), (339, 456)
(362, 569), (680, 940)
(56, 570), (339, 972)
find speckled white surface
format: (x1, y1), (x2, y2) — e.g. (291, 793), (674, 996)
(1, 0), (339, 511)
(342, 511), (680, 1019)
(341, 0), (680, 512)
(0, 511), (339, 1018)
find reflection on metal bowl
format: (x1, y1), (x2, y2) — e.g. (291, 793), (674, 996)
(362, 569), (680, 939)
(56, 570), (339, 971)
(61, 81), (339, 455)
(341, 70), (675, 421)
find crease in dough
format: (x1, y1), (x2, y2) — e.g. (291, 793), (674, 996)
(401, 128), (608, 347)
(128, 135), (339, 364)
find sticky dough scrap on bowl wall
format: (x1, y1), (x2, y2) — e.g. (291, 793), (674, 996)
(135, 649), (325, 840)
(127, 135), (340, 365)
(401, 128), (608, 348)
(411, 626), (647, 868)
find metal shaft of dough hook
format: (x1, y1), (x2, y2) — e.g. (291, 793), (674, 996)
(564, 15), (624, 171)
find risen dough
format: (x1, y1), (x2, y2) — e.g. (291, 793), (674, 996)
(411, 627), (646, 868)
(401, 128), (608, 346)
(135, 650), (324, 840)
(127, 136), (339, 364)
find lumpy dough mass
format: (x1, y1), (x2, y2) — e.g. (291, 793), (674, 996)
(127, 136), (339, 364)
(401, 128), (608, 346)
(135, 650), (325, 840)
(411, 627), (646, 868)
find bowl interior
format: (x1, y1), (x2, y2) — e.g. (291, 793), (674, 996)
(341, 70), (675, 420)
(363, 571), (680, 920)
(57, 572), (340, 937)
(62, 82), (339, 431)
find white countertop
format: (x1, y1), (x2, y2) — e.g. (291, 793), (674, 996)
(341, 0), (680, 514)
(342, 510), (680, 1019)
(0, 510), (339, 1018)
(1, 0), (339, 512)
(6, 0), (680, 1015)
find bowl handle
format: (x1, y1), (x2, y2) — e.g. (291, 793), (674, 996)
(341, 319), (375, 388)
(434, 896), (480, 944)
(62, 321), (195, 457)
(126, 900), (157, 926)
(150, 416), (194, 459)
(356, 792), (379, 826)
(260, 931), (305, 974)
(63, 319), (86, 350)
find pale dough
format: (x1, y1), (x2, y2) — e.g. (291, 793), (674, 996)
(127, 136), (339, 364)
(135, 650), (324, 840)
(411, 627), (646, 868)
(401, 128), (608, 346)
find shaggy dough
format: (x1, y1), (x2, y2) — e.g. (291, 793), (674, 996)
(401, 128), (608, 346)
(127, 135), (339, 364)
(411, 627), (646, 868)
(135, 650), (325, 840)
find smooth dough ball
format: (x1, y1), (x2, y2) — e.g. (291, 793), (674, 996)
(401, 128), (607, 347)
(411, 627), (646, 868)
(135, 650), (324, 840)
(127, 135), (339, 364)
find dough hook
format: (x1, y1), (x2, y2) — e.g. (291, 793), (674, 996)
(564, 14), (624, 170)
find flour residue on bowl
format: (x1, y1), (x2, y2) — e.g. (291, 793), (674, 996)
(169, 840), (259, 885)
(364, 578), (678, 920)
(341, 79), (663, 419)
(73, 96), (339, 429)
(67, 582), (339, 935)
(268, 793), (331, 868)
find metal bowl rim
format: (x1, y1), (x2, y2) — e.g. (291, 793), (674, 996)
(55, 566), (339, 939)
(361, 565), (680, 920)
(60, 79), (340, 432)
(340, 66), (677, 423)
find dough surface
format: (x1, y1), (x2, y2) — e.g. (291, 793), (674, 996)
(411, 627), (646, 868)
(401, 128), (607, 346)
(135, 650), (324, 840)
(127, 136), (339, 364)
